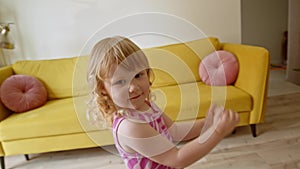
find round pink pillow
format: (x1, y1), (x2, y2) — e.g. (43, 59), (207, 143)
(199, 50), (239, 86)
(0, 75), (47, 113)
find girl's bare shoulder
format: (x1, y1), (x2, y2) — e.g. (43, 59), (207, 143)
(118, 118), (160, 138)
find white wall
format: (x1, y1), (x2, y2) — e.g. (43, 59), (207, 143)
(0, 0), (241, 63)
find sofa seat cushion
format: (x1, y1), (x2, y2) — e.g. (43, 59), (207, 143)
(151, 82), (252, 121)
(0, 97), (87, 141)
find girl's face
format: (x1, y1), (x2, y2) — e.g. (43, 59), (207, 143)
(103, 63), (150, 112)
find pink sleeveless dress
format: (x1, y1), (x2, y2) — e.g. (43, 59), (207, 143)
(112, 101), (177, 169)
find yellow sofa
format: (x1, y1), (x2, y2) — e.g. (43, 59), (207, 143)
(0, 37), (269, 168)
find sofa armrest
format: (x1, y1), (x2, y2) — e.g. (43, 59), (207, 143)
(221, 43), (270, 124)
(0, 66), (14, 121)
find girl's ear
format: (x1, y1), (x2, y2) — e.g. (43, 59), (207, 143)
(101, 88), (108, 95)
(99, 83), (108, 95)
(147, 69), (154, 86)
(98, 83), (107, 95)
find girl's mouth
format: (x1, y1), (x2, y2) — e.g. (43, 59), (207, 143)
(130, 93), (142, 100)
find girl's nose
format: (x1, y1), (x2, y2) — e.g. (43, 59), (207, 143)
(129, 80), (138, 93)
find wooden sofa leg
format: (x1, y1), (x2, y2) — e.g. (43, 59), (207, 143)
(232, 128), (237, 134)
(250, 124), (257, 137)
(25, 154), (30, 161)
(1, 156), (4, 169)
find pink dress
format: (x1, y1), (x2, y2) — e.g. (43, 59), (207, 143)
(112, 102), (177, 169)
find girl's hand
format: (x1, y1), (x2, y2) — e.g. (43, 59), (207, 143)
(214, 107), (240, 137)
(198, 104), (240, 143)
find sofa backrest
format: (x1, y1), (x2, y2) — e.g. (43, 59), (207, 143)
(12, 57), (81, 99)
(143, 37), (220, 87)
(10, 37), (220, 99)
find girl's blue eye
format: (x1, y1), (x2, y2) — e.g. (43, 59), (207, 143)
(114, 79), (126, 85)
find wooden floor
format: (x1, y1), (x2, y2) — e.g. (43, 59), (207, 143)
(5, 70), (300, 169)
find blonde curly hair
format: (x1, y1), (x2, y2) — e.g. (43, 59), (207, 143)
(86, 36), (152, 128)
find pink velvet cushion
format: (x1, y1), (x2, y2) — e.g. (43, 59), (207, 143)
(0, 75), (47, 113)
(199, 50), (239, 86)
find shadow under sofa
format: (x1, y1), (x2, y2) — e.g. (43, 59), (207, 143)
(0, 37), (269, 169)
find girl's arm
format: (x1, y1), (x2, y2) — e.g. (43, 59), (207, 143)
(117, 107), (239, 168)
(162, 113), (205, 142)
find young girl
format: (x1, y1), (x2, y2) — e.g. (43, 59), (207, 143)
(87, 36), (240, 169)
